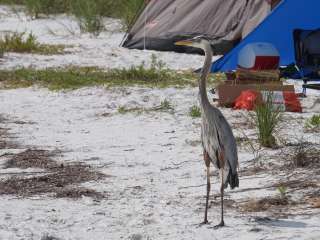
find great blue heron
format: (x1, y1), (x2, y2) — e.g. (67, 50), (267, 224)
(175, 37), (239, 228)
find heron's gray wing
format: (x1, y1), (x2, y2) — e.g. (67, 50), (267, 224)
(201, 113), (220, 166)
(212, 109), (238, 174)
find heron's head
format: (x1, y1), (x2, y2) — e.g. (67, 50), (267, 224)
(174, 36), (210, 50)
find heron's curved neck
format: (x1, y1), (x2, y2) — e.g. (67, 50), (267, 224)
(199, 43), (212, 109)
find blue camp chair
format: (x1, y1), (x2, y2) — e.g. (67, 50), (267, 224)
(293, 29), (320, 96)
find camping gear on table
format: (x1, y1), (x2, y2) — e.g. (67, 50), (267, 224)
(231, 42), (281, 84)
(217, 42), (284, 107)
(293, 29), (320, 96)
(218, 68), (283, 107)
(238, 42), (280, 70)
(211, 0), (320, 73)
(121, 0), (275, 55)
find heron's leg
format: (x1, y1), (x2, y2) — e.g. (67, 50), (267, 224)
(214, 169), (225, 228)
(201, 150), (211, 225)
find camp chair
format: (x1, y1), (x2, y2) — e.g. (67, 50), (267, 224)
(293, 29), (320, 96)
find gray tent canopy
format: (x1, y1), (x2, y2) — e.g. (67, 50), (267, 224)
(121, 0), (275, 55)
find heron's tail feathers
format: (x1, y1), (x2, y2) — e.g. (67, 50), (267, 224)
(227, 169), (239, 189)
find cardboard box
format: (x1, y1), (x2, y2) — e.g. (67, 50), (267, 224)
(217, 83), (295, 107)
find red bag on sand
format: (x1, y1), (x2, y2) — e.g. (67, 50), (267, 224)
(283, 91), (302, 112)
(234, 90), (302, 112)
(234, 90), (259, 110)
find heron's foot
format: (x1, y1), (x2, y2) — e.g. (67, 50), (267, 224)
(213, 220), (225, 229)
(199, 220), (209, 226)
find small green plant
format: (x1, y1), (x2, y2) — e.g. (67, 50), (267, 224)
(0, 0), (23, 3)
(117, 99), (173, 115)
(156, 99), (174, 112)
(0, 45), (4, 58)
(116, 0), (145, 29)
(305, 114), (320, 130)
(71, 0), (105, 35)
(3, 32), (37, 53)
(277, 186), (287, 200)
(0, 32), (66, 54)
(117, 106), (127, 114)
(0, 0), (145, 29)
(292, 140), (309, 167)
(23, 0), (70, 18)
(118, 106), (142, 114)
(189, 105), (201, 118)
(150, 54), (166, 70)
(289, 137), (320, 168)
(24, 0), (42, 18)
(108, 55), (196, 87)
(249, 92), (282, 148)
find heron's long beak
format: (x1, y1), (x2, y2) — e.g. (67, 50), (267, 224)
(174, 40), (193, 46)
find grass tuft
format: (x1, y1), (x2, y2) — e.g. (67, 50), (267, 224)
(0, 58), (199, 90)
(70, 0), (105, 35)
(0, 0), (145, 30)
(249, 92), (282, 148)
(0, 44), (4, 58)
(118, 106), (142, 115)
(277, 186), (288, 200)
(23, 0), (70, 18)
(290, 140), (320, 168)
(0, 0), (23, 4)
(0, 53), (218, 90)
(240, 196), (289, 213)
(156, 99), (174, 112)
(118, 99), (174, 115)
(189, 105), (201, 118)
(0, 32), (66, 54)
(305, 114), (320, 131)
(116, 0), (145, 30)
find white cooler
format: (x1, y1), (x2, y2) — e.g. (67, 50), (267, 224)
(238, 42), (280, 70)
